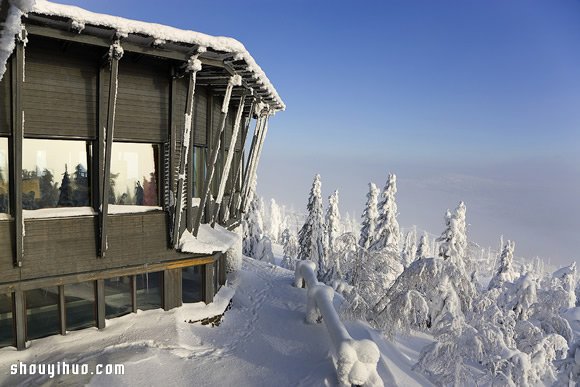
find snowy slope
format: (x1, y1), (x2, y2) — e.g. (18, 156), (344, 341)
(0, 257), (431, 386)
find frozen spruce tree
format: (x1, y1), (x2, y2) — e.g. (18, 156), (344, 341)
(242, 191), (264, 258)
(267, 198), (282, 243)
(488, 240), (519, 290)
(416, 232), (432, 259)
(401, 229), (417, 267)
(370, 173), (400, 253)
(436, 201), (468, 274)
(280, 228), (299, 270)
(326, 190), (341, 255)
(297, 174), (328, 280)
(359, 182), (379, 249)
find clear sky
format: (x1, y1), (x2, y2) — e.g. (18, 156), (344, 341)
(53, 0), (580, 267)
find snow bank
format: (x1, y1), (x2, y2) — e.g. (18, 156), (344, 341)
(31, 0), (284, 111)
(176, 282), (235, 322)
(0, 0), (35, 81)
(295, 260), (383, 387)
(225, 225), (243, 272)
(179, 224), (240, 255)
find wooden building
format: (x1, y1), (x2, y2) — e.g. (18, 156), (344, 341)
(0, 0), (284, 350)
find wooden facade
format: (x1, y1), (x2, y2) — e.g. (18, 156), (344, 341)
(0, 2), (282, 350)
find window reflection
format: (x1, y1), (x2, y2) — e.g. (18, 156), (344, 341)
(22, 139), (90, 210)
(182, 265), (203, 303)
(104, 276), (132, 319)
(65, 282), (95, 331)
(26, 287), (60, 340)
(0, 138), (9, 214)
(192, 146), (206, 199)
(0, 293), (14, 347)
(110, 143), (158, 206)
(136, 272), (162, 311)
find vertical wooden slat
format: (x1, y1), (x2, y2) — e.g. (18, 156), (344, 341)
(238, 114), (264, 213)
(10, 32), (24, 268)
(203, 263), (214, 304)
(99, 44), (122, 257)
(186, 74), (196, 232)
(131, 275), (137, 313)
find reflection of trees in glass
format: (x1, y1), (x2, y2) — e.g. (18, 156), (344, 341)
(72, 163), (89, 206)
(143, 172), (157, 206)
(22, 169), (39, 210)
(39, 168), (59, 208)
(109, 172), (119, 205)
(57, 165), (73, 207)
(135, 181), (144, 205)
(0, 167), (8, 213)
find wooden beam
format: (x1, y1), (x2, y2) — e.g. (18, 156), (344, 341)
(10, 30), (25, 268)
(239, 113), (265, 212)
(226, 102), (254, 220)
(96, 279), (105, 329)
(58, 285), (66, 335)
(172, 68), (198, 246)
(192, 76), (238, 237)
(203, 263), (214, 304)
(211, 95), (246, 226)
(242, 115), (270, 212)
(99, 42), (123, 257)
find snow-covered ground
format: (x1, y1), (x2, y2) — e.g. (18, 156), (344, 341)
(0, 257), (432, 386)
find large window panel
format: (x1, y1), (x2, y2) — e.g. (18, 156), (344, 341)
(110, 143), (159, 206)
(65, 282), (95, 331)
(182, 265), (203, 303)
(192, 146), (206, 199)
(22, 139), (91, 210)
(104, 277), (132, 319)
(136, 272), (163, 311)
(26, 287), (60, 340)
(0, 293), (14, 347)
(0, 138), (9, 214)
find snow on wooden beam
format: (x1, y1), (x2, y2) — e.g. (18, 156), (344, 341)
(294, 261), (383, 387)
(238, 111), (265, 212)
(98, 39), (123, 258)
(192, 74), (241, 237)
(242, 108), (270, 213)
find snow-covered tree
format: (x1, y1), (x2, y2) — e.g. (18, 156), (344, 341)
(267, 198), (282, 243)
(416, 232), (431, 259)
(401, 229), (417, 267)
(370, 173), (400, 253)
(488, 240), (519, 290)
(297, 174), (328, 280)
(359, 182), (379, 249)
(437, 201), (468, 274)
(325, 190), (341, 254)
(280, 228), (299, 270)
(242, 192), (265, 258)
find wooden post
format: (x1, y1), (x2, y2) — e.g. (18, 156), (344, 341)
(171, 55), (201, 247)
(96, 279), (105, 329)
(211, 95), (246, 227)
(131, 275), (137, 313)
(239, 110), (267, 212)
(226, 106), (254, 219)
(242, 113), (270, 213)
(14, 290), (25, 350)
(203, 263), (214, 304)
(58, 285), (66, 335)
(10, 28), (25, 268)
(99, 40), (123, 258)
(192, 74), (241, 237)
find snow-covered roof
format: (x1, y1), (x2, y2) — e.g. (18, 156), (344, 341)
(28, 0), (285, 112)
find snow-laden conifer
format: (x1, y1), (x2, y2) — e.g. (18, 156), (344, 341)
(437, 201), (468, 274)
(267, 198), (282, 243)
(359, 182), (379, 249)
(416, 232), (431, 259)
(280, 228), (299, 270)
(488, 240), (519, 290)
(370, 174), (400, 252)
(401, 229), (417, 268)
(297, 174), (328, 279)
(326, 190), (341, 255)
(242, 192), (264, 258)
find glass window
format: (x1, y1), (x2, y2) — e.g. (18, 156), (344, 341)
(0, 138), (9, 214)
(0, 293), (14, 347)
(110, 143), (159, 206)
(136, 271), (162, 311)
(192, 146), (206, 199)
(26, 287), (60, 340)
(22, 139), (91, 210)
(65, 282), (95, 331)
(104, 277), (132, 319)
(182, 265), (203, 303)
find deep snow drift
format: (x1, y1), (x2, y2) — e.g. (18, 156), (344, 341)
(0, 257), (431, 386)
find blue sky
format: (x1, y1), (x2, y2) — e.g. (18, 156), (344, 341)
(55, 0), (580, 266)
